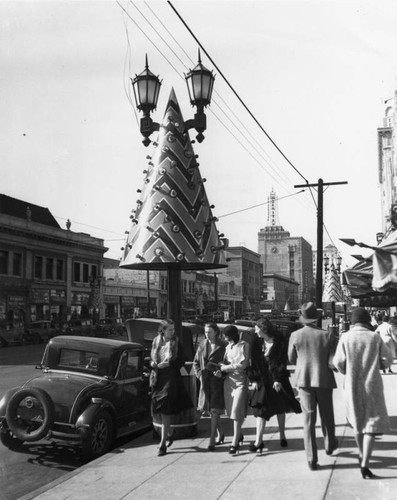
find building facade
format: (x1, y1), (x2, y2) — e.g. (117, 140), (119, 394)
(103, 259), (243, 322)
(378, 100), (396, 236)
(257, 189), (314, 305)
(220, 242), (262, 317)
(0, 195), (107, 329)
(262, 273), (300, 312)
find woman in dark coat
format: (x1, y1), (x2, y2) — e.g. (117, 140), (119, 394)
(193, 322), (226, 450)
(150, 319), (193, 456)
(248, 318), (301, 453)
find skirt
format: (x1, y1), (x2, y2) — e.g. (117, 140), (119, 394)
(224, 372), (248, 421)
(151, 366), (193, 415)
(249, 377), (301, 420)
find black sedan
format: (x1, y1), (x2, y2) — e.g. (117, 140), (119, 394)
(0, 336), (152, 460)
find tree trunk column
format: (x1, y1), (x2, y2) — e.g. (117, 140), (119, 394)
(168, 269), (182, 336)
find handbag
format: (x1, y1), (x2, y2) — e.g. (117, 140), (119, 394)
(149, 368), (158, 388)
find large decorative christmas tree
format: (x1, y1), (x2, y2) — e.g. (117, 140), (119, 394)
(120, 89), (226, 271)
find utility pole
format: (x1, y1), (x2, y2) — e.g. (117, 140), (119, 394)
(294, 179), (347, 324)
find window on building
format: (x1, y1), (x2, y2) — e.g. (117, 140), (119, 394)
(12, 252), (22, 276)
(74, 262), (81, 282)
(91, 265), (97, 280)
(56, 259), (64, 281)
(34, 256), (43, 279)
(0, 250), (8, 274)
(182, 280), (187, 293)
(83, 263), (89, 283)
(46, 257), (54, 280)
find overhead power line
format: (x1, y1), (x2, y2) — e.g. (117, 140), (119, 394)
(218, 190), (306, 219)
(167, 0), (309, 185)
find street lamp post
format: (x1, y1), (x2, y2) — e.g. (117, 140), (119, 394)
(122, 53), (225, 338)
(131, 52), (215, 147)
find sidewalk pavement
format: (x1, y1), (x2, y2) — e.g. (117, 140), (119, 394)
(20, 368), (397, 500)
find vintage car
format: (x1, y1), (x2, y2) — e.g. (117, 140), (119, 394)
(0, 323), (25, 347)
(0, 336), (152, 460)
(63, 318), (94, 337)
(24, 320), (61, 344)
(95, 318), (126, 337)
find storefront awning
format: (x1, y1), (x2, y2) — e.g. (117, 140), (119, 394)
(342, 230), (397, 306)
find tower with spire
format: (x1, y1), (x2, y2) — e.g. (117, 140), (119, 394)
(258, 188), (313, 306)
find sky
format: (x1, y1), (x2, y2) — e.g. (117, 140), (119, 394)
(2, 0), (397, 269)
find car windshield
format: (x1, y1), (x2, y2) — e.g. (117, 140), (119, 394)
(58, 348), (99, 372)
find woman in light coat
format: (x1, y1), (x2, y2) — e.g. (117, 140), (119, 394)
(219, 325), (250, 455)
(193, 322), (226, 450)
(333, 307), (393, 479)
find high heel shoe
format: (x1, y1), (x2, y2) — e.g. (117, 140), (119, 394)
(166, 432), (174, 448)
(229, 444), (240, 455)
(280, 438), (288, 448)
(360, 467), (374, 479)
(215, 433), (225, 445)
(158, 445), (167, 457)
(248, 442), (264, 454)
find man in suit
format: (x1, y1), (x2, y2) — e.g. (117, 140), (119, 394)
(288, 302), (338, 470)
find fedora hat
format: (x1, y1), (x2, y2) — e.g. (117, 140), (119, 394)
(298, 302), (320, 324)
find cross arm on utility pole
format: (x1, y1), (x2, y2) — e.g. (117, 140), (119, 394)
(294, 181), (348, 188)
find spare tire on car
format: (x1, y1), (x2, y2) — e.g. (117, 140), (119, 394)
(5, 387), (54, 442)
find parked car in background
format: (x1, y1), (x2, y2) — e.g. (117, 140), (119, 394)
(63, 318), (94, 337)
(0, 323), (26, 347)
(0, 336), (152, 460)
(95, 318), (125, 337)
(24, 321), (61, 344)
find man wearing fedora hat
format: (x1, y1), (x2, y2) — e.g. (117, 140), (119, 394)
(288, 302), (338, 470)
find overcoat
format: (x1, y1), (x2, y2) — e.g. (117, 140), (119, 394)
(288, 324), (337, 389)
(151, 336), (193, 415)
(248, 333), (301, 419)
(333, 325), (392, 434)
(193, 337), (226, 412)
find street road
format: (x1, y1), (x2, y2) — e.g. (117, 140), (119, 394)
(0, 343), (85, 500)
(0, 336), (147, 500)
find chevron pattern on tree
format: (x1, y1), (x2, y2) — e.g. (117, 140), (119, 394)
(323, 263), (343, 302)
(120, 88), (226, 271)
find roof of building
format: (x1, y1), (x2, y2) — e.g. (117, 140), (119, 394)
(0, 193), (60, 228)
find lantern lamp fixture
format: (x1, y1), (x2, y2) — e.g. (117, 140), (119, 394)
(131, 51), (215, 147)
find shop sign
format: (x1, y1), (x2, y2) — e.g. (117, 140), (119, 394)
(32, 289), (49, 304)
(9, 295), (26, 308)
(104, 295), (120, 304)
(50, 289), (66, 304)
(122, 297), (135, 306)
(71, 292), (90, 305)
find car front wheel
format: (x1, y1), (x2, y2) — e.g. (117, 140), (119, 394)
(81, 410), (114, 461)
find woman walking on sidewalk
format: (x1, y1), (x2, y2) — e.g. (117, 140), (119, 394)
(334, 307), (393, 479)
(150, 319), (193, 457)
(193, 322), (227, 451)
(219, 325), (250, 455)
(248, 318), (301, 454)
